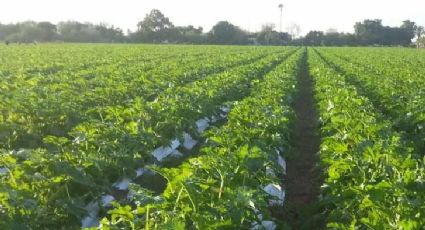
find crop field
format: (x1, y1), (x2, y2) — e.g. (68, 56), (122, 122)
(0, 44), (424, 229)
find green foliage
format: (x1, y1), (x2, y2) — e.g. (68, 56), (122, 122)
(0, 44), (299, 228)
(256, 24), (292, 46)
(316, 47), (425, 155)
(309, 48), (425, 229)
(208, 21), (249, 45)
(2, 44), (423, 229)
(354, 19), (417, 46)
(100, 48), (303, 229)
(0, 21), (125, 43)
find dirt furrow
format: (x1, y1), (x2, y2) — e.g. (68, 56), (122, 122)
(280, 49), (323, 229)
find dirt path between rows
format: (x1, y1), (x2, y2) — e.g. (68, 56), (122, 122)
(280, 49), (322, 229)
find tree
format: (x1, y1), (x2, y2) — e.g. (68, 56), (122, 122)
(304, 31), (325, 46)
(256, 23), (291, 45)
(401, 20), (417, 38)
(36, 22), (57, 41)
(416, 26), (424, 39)
(134, 9), (174, 42)
(416, 26), (425, 48)
(173, 25), (205, 43)
(58, 21), (97, 42)
(137, 9), (173, 33)
(322, 32), (356, 46)
(208, 21), (249, 45)
(354, 19), (417, 46)
(398, 20), (417, 45)
(0, 23), (20, 41)
(287, 23), (301, 39)
(354, 19), (384, 45)
(57, 21), (124, 43)
(94, 23), (125, 42)
(3, 21), (49, 43)
(1, 20), (122, 43)
(417, 37), (425, 48)
(261, 23), (275, 33)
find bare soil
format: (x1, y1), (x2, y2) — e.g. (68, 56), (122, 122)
(278, 50), (323, 229)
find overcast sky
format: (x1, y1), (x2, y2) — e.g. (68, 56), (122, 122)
(1, 0), (424, 35)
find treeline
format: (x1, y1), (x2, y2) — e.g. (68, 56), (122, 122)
(129, 10), (293, 45)
(0, 21), (125, 43)
(304, 19), (423, 46)
(1, 9), (424, 47)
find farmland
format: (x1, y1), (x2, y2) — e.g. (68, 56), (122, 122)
(0, 44), (425, 229)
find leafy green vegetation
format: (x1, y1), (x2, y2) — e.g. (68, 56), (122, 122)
(309, 48), (425, 229)
(314, 47), (425, 155)
(99, 48), (303, 229)
(0, 44), (300, 229)
(1, 44), (424, 229)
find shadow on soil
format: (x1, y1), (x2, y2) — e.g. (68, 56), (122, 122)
(273, 48), (325, 229)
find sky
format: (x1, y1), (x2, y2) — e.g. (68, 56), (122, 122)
(0, 0), (424, 35)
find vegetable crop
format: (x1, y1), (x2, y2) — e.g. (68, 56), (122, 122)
(1, 44), (424, 229)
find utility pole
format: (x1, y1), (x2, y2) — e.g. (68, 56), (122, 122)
(278, 3), (284, 33)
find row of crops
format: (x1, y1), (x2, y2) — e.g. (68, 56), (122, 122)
(98, 48), (303, 229)
(1, 44), (425, 229)
(310, 48), (425, 229)
(0, 45), (302, 229)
